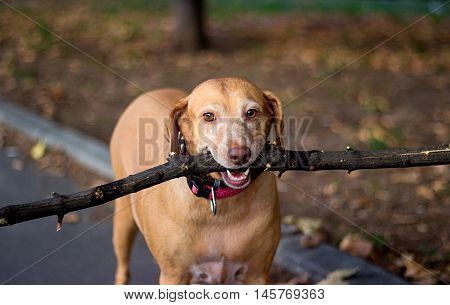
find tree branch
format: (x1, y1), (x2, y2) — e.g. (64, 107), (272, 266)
(0, 144), (449, 227)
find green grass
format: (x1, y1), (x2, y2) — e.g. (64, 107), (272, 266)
(4, 0), (449, 20)
(35, 18), (56, 52)
(82, 0), (450, 18)
(368, 233), (388, 250)
(208, 0), (450, 19)
(367, 137), (388, 150)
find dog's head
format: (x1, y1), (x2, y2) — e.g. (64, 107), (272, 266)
(170, 78), (283, 189)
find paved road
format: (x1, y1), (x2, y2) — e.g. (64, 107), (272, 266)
(0, 149), (160, 284)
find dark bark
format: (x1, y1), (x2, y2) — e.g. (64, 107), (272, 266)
(174, 0), (208, 51)
(0, 143), (448, 227)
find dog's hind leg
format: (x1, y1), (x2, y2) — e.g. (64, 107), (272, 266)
(113, 196), (138, 285)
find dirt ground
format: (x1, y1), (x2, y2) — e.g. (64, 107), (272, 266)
(0, 1), (448, 283)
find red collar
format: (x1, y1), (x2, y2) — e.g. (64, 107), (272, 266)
(187, 175), (247, 200)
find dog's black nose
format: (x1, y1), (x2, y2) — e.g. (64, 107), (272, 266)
(228, 146), (251, 165)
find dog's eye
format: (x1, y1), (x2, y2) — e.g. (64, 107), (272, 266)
(245, 109), (258, 119)
(203, 112), (216, 122)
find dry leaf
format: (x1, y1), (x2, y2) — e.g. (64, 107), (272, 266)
(282, 214), (297, 225)
(11, 158), (24, 171)
(350, 197), (372, 210)
(48, 81), (65, 101)
(339, 233), (374, 258)
(30, 140), (46, 160)
(317, 268), (358, 285)
(403, 254), (438, 285)
(415, 185), (435, 201)
(416, 223), (429, 233)
(431, 180), (447, 193)
(296, 217), (328, 248)
(296, 217), (323, 235)
(322, 183), (338, 196)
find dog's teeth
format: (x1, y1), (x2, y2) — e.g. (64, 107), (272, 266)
(225, 169), (251, 182)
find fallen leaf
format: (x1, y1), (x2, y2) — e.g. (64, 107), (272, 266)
(349, 197), (371, 210)
(416, 223), (429, 233)
(317, 268), (358, 285)
(415, 185), (435, 201)
(431, 179), (447, 193)
(48, 81), (66, 101)
(296, 217), (328, 247)
(296, 217), (323, 235)
(393, 257), (405, 268)
(322, 183), (338, 196)
(282, 214), (297, 225)
(30, 140), (46, 160)
(403, 254), (438, 284)
(339, 233), (374, 258)
(11, 158), (24, 171)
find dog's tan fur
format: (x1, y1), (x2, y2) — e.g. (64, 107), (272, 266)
(110, 78), (282, 284)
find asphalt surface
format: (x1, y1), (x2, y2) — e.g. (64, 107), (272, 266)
(0, 149), (160, 284)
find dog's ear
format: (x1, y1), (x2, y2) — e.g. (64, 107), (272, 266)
(263, 90), (284, 147)
(169, 97), (189, 154)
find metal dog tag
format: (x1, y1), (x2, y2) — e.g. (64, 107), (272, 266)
(210, 180), (220, 216)
(210, 191), (217, 216)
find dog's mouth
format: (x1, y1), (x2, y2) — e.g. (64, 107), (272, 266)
(220, 169), (251, 189)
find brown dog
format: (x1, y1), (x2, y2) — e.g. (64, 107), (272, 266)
(110, 78), (283, 284)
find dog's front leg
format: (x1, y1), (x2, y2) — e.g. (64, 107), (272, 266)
(113, 197), (138, 285)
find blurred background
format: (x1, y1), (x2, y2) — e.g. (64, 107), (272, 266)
(0, 0), (449, 284)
